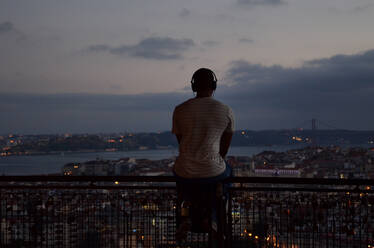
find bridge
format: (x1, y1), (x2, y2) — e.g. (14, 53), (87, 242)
(294, 118), (342, 131)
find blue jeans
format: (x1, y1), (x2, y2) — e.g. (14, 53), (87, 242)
(174, 162), (232, 232)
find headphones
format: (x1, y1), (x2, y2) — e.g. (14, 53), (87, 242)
(191, 68), (217, 92)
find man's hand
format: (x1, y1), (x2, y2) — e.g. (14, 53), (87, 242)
(219, 131), (233, 158)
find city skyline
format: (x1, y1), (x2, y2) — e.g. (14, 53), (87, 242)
(1, 0), (374, 133)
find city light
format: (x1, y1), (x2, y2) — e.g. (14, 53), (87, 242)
(292, 136), (303, 141)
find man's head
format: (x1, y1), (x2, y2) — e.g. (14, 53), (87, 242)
(191, 68), (217, 92)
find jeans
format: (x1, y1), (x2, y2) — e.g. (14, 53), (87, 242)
(174, 162), (232, 233)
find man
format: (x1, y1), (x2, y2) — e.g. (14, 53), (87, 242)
(172, 68), (235, 181)
(172, 68), (234, 244)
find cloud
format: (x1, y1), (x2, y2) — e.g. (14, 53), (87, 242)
(179, 8), (191, 18)
(306, 50), (374, 67)
(0, 93), (187, 112)
(86, 44), (111, 52)
(2, 49), (374, 132)
(0, 21), (26, 41)
(239, 38), (254, 43)
(86, 37), (195, 60)
(221, 49), (374, 129)
(237, 0), (285, 6)
(352, 3), (374, 13)
(0, 22), (14, 35)
(0, 93), (188, 133)
(202, 40), (220, 47)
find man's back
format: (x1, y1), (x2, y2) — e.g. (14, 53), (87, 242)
(172, 97), (234, 178)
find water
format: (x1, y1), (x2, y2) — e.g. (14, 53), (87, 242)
(0, 144), (367, 175)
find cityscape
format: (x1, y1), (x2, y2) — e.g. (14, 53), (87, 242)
(60, 145), (374, 180)
(1, 128), (374, 246)
(1, 136), (374, 247)
(1, 157), (373, 247)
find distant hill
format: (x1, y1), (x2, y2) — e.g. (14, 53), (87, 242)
(3, 130), (374, 155)
(231, 129), (374, 146)
(115, 129), (374, 148)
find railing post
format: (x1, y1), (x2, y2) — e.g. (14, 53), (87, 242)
(227, 188), (233, 248)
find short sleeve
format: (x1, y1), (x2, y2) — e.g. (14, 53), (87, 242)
(225, 107), (235, 133)
(171, 108), (180, 134)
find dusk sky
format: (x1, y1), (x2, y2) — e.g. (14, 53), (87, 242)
(1, 0), (374, 133)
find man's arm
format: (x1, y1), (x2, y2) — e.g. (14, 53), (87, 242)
(175, 134), (182, 145)
(219, 131), (233, 158)
(172, 107), (182, 144)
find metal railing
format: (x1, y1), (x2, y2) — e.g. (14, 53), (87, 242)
(1, 176), (373, 248)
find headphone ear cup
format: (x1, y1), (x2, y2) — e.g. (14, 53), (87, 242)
(191, 82), (197, 92)
(212, 81), (217, 90)
(191, 77), (197, 92)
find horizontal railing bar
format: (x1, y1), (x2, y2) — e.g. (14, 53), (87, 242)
(0, 176), (373, 185)
(230, 187), (374, 193)
(228, 177), (374, 185)
(0, 185), (176, 190)
(0, 175), (176, 182)
(1, 184), (373, 193)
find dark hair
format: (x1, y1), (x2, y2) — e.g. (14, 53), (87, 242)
(191, 68), (217, 92)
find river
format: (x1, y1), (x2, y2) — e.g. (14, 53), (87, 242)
(0, 144), (369, 175)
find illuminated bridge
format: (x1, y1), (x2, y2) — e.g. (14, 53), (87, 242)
(1, 176), (373, 247)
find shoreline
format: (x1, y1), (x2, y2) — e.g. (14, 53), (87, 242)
(2, 143), (373, 158)
(0, 148), (178, 157)
(0, 144), (305, 158)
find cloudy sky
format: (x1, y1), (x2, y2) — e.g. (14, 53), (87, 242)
(1, 0), (374, 133)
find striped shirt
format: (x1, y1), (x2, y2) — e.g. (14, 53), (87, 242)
(172, 97), (235, 178)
